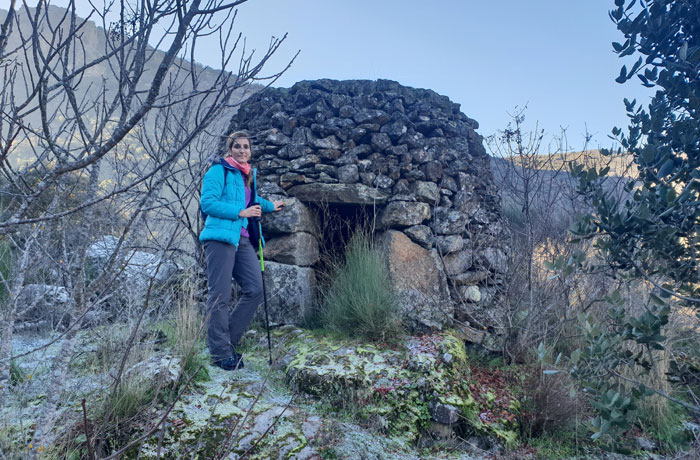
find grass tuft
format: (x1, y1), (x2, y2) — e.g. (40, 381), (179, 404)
(319, 231), (403, 342)
(9, 359), (25, 386)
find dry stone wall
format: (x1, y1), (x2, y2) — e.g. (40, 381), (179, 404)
(230, 79), (508, 334)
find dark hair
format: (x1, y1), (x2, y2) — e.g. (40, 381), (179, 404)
(226, 131), (253, 187)
(226, 131), (250, 151)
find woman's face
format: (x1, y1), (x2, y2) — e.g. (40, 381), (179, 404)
(228, 137), (251, 164)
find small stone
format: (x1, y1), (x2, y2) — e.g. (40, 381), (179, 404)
(478, 247), (508, 273)
(636, 436), (656, 451)
(443, 249), (473, 275)
(357, 159), (373, 172)
(371, 132), (392, 151)
(338, 105), (357, 118)
(360, 172), (376, 186)
(373, 174), (394, 189)
(290, 154), (320, 170)
(346, 144), (372, 158)
(430, 400), (460, 425)
(337, 164), (359, 183)
(404, 225), (433, 248)
(392, 179), (411, 195)
(378, 201), (431, 227)
(411, 181), (440, 203)
(433, 207), (468, 235)
(435, 235), (463, 254)
(452, 270), (489, 285)
(380, 120), (408, 141)
(459, 285), (481, 303)
(421, 160), (443, 181)
(310, 135), (341, 150)
(279, 172), (307, 188)
(353, 108), (390, 125)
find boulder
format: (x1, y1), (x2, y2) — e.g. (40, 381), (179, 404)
(261, 197), (317, 234)
(16, 284), (74, 328)
(86, 236), (180, 284)
(258, 261), (316, 325)
(264, 232), (320, 266)
(125, 355), (181, 387)
(377, 230), (451, 330)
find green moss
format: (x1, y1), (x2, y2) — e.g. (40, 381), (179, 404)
(131, 326), (522, 457)
(439, 331), (468, 368)
(282, 329), (503, 444)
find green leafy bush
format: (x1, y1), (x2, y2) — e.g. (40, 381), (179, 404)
(320, 232), (403, 342)
(557, 0), (700, 450)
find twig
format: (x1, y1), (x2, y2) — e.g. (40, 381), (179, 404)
(609, 369), (700, 414)
(238, 395), (295, 460)
(81, 398), (95, 460)
(630, 259), (700, 304)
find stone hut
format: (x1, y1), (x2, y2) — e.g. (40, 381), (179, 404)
(231, 79), (507, 339)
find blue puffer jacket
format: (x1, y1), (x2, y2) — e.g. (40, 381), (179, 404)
(199, 161), (274, 247)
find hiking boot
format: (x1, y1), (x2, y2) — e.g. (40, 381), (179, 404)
(212, 354), (244, 371)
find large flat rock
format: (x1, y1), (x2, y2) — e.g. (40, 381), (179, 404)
(288, 183), (389, 205)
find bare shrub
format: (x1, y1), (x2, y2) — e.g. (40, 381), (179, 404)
(487, 108), (634, 363)
(518, 366), (582, 438)
(0, 1), (296, 457)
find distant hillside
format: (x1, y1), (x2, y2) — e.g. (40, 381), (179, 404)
(0, 5), (258, 168)
(508, 149), (637, 178)
(491, 150), (635, 227)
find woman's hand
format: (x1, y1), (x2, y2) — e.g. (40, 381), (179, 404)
(272, 201), (286, 212)
(239, 205), (261, 218)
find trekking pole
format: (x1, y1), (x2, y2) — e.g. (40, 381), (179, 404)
(255, 219), (273, 365)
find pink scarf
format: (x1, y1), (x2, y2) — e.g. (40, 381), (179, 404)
(224, 157), (251, 175)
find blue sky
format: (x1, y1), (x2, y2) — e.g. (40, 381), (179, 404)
(224, 0), (654, 150)
(49, 0), (654, 150)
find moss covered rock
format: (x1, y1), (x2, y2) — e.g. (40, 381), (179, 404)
(278, 328), (519, 447)
(136, 369), (314, 459)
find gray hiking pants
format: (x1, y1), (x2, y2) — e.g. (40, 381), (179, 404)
(203, 238), (263, 361)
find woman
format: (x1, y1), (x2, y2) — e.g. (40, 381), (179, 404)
(199, 131), (285, 370)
